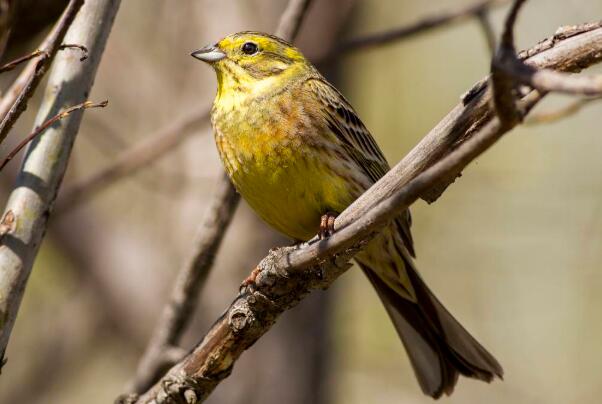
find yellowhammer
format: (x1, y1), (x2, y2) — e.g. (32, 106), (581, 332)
(192, 32), (502, 398)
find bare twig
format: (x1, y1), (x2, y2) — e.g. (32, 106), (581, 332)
(326, 0), (510, 60)
(526, 96), (602, 125)
(0, 49), (49, 73)
(0, 0), (85, 146)
(492, 2), (602, 97)
(490, 0), (527, 126)
(55, 107), (210, 213)
(0, 100), (108, 171)
(58, 43), (89, 61)
(0, 0), (121, 368)
(476, 9), (497, 54)
(120, 0), (315, 400)
(134, 21), (602, 404)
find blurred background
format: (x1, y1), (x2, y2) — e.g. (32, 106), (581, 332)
(1, 0), (601, 403)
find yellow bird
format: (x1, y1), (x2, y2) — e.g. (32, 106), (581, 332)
(192, 32), (502, 398)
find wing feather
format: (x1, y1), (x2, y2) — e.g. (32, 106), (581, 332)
(304, 77), (415, 256)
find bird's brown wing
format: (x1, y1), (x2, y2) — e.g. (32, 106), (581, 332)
(304, 77), (415, 255)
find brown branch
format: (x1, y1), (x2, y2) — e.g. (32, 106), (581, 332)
(476, 8), (497, 55)
(133, 21), (602, 404)
(119, 0), (315, 401)
(55, 107), (210, 214)
(490, 0), (527, 127)
(0, 0), (84, 146)
(0, 49), (49, 73)
(0, 100), (108, 171)
(325, 0), (510, 61)
(526, 96), (602, 125)
(492, 2), (602, 97)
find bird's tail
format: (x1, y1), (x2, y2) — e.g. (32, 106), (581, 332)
(358, 247), (503, 398)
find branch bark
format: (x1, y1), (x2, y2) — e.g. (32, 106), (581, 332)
(0, 0), (120, 368)
(133, 20), (602, 404)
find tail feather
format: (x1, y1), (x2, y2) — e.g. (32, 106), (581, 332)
(359, 257), (502, 398)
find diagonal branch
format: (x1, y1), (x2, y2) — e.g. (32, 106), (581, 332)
(133, 20), (602, 404)
(0, 0), (121, 369)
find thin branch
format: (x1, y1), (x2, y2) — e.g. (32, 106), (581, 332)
(55, 107), (210, 214)
(490, 0), (527, 127)
(476, 9), (497, 55)
(492, 2), (602, 97)
(325, 0), (510, 60)
(0, 49), (49, 73)
(0, 100), (107, 171)
(0, 0), (121, 368)
(0, 0), (85, 146)
(133, 21), (602, 404)
(120, 0), (314, 400)
(526, 96), (602, 125)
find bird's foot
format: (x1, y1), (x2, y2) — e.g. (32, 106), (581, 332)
(318, 212), (337, 239)
(239, 266), (261, 294)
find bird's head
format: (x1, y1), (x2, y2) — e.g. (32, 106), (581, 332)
(191, 32), (310, 98)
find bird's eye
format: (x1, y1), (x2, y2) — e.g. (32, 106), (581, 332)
(241, 42), (258, 55)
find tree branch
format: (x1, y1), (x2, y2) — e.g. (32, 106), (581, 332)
(0, 0), (84, 145)
(0, 0), (121, 369)
(324, 0), (510, 61)
(0, 100), (108, 171)
(133, 20), (602, 404)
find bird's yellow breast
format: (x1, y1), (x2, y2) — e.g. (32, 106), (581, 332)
(212, 85), (359, 241)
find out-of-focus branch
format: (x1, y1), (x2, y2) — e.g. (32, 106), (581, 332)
(0, 0), (17, 61)
(0, 0), (84, 145)
(476, 8), (496, 55)
(55, 106), (210, 214)
(133, 21), (602, 404)
(125, 173), (240, 394)
(324, 0), (510, 61)
(60, 0), (510, 212)
(0, 99), (107, 171)
(0, 0), (120, 368)
(526, 96), (602, 125)
(490, 0), (527, 126)
(492, 1), (602, 97)
(119, 0), (314, 402)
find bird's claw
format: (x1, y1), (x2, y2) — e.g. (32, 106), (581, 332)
(318, 212), (337, 239)
(239, 266), (261, 295)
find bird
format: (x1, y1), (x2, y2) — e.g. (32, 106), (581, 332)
(191, 31), (503, 398)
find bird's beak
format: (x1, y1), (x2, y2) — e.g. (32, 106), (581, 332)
(191, 45), (226, 63)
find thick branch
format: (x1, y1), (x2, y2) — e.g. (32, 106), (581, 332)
(134, 21), (602, 404)
(0, 0), (120, 367)
(0, 0), (84, 145)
